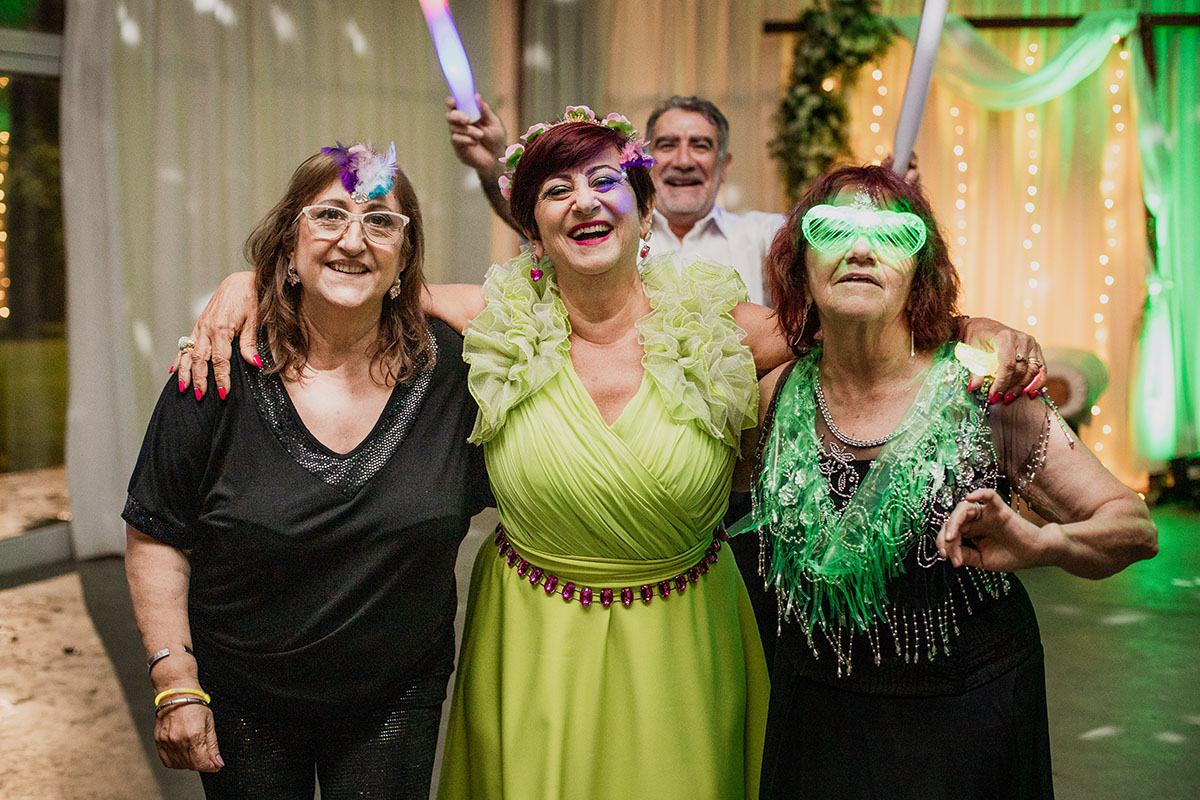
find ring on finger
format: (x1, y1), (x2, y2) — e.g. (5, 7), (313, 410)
(1030, 357), (1044, 370)
(1014, 353), (1025, 363)
(178, 336), (196, 352)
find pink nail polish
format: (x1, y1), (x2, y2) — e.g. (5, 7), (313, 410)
(195, 388), (203, 401)
(253, 355), (263, 368)
(988, 392), (1001, 404)
(178, 380), (186, 393)
(168, 365), (176, 375)
(218, 387), (227, 401)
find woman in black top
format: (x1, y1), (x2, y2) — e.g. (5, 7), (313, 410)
(123, 143), (488, 800)
(739, 164), (1158, 799)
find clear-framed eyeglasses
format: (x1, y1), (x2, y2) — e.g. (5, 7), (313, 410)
(296, 204), (410, 245)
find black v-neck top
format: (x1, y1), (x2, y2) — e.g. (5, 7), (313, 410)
(124, 319), (490, 716)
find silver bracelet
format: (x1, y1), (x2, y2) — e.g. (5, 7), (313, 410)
(147, 644), (194, 674)
(155, 696), (208, 716)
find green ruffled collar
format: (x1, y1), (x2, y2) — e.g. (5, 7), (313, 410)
(463, 247), (757, 447)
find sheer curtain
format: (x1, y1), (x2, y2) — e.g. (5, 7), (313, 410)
(61, 0), (514, 557)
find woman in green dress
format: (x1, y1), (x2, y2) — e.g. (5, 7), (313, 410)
(427, 107), (777, 797)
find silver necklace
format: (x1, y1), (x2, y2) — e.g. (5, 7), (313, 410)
(814, 380), (896, 448)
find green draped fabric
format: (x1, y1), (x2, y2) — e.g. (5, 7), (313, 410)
(893, 11), (1137, 110)
(437, 254), (769, 798)
(1129, 16), (1200, 458)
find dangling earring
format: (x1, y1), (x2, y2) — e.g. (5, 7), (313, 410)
(388, 276), (402, 299)
(910, 328), (915, 358)
(530, 250), (545, 282)
(639, 229), (652, 262)
(286, 264), (300, 286)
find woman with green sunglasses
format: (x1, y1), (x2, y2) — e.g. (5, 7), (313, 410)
(739, 164), (1157, 799)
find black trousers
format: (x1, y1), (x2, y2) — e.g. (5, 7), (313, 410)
(198, 675), (446, 800)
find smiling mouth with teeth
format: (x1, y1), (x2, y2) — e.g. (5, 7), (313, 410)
(328, 263), (368, 274)
(570, 224), (612, 241)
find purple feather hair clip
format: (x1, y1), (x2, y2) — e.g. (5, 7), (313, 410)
(320, 141), (399, 202)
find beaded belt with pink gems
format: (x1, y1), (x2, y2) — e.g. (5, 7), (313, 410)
(492, 524), (727, 608)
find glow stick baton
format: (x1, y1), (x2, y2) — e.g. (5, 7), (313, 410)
(892, 0), (948, 174)
(418, 0), (481, 122)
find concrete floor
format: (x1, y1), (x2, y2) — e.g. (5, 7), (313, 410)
(1, 505), (1197, 799)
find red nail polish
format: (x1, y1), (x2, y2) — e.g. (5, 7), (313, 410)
(988, 392), (1001, 404)
(1004, 393), (1016, 405)
(253, 355), (263, 368)
(218, 387), (227, 401)
(178, 380), (186, 393)
(195, 388), (203, 401)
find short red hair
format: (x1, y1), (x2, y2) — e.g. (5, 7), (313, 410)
(508, 121), (655, 242)
(765, 164), (960, 355)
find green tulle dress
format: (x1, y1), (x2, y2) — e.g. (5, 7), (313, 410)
(436, 252), (769, 799)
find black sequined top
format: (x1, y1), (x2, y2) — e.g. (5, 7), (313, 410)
(123, 320), (490, 716)
(756, 360), (1043, 697)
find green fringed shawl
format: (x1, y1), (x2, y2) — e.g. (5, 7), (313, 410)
(748, 344), (997, 635)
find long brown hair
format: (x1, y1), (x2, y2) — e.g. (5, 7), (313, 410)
(243, 149), (432, 384)
(765, 164), (960, 355)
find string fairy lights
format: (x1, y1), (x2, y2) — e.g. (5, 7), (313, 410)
(870, 67), (886, 155)
(1021, 41), (1041, 330)
(1089, 38), (1132, 458)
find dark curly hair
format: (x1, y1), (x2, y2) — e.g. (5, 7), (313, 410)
(243, 147), (431, 384)
(508, 121), (655, 242)
(765, 164), (960, 355)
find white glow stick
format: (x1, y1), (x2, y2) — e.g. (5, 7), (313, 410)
(892, 0), (948, 174)
(418, 0), (481, 122)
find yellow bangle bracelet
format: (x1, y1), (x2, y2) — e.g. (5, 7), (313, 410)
(153, 687), (211, 707)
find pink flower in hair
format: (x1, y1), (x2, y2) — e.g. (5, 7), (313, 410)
(498, 175), (512, 200)
(618, 138), (655, 170)
(603, 113), (634, 137)
(521, 122), (549, 144)
(563, 105), (596, 122)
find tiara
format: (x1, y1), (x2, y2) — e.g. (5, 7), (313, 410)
(497, 105), (655, 200)
(321, 141), (399, 203)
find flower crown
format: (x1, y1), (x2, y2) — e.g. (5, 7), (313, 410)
(497, 105), (655, 200)
(321, 141), (399, 203)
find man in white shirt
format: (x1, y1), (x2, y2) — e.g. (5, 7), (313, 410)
(447, 94), (781, 304)
(641, 96), (781, 305)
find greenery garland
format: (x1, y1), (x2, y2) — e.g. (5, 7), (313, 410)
(770, 0), (895, 199)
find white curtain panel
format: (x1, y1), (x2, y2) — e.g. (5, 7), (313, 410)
(61, 0), (508, 557)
